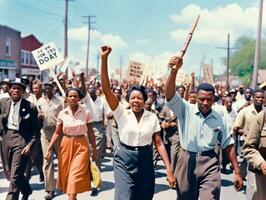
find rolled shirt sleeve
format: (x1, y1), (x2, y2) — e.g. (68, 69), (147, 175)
(242, 113), (265, 170)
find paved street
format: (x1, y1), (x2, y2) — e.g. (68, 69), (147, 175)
(0, 155), (246, 200)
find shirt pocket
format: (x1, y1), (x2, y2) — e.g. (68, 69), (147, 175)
(208, 127), (221, 146)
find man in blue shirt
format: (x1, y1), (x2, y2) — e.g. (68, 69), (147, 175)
(165, 56), (243, 200)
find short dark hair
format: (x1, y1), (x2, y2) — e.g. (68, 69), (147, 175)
(253, 88), (265, 96)
(113, 87), (122, 94)
(245, 87), (253, 93)
(176, 85), (186, 91)
(66, 87), (84, 99)
(197, 83), (215, 94)
(127, 85), (148, 102)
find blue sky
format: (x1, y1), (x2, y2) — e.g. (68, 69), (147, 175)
(0, 0), (265, 80)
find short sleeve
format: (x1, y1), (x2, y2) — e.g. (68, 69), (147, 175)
(112, 103), (123, 121)
(57, 110), (63, 125)
(220, 117), (235, 149)
(153, 114), (161, 133)
(233, 108), (245, 129)
(166, 93), (187, 121)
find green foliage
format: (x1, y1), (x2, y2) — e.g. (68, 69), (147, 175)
(227, 36), (266, 85)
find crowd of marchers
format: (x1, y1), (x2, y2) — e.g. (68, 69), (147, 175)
(0, 46), (265, 200)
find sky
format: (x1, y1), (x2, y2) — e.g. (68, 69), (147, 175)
(0, 0), (265, 80)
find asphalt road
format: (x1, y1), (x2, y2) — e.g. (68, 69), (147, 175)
(0, 155), (246, 200)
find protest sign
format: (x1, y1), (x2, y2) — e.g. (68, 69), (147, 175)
(126, 61), (145, 83)
(32, 42), (64, 71)
(203, 63), (214, 84)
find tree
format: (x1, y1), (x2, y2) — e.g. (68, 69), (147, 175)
(226, 36), (266, 85)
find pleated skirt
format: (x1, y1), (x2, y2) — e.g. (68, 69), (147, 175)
(57, 136), (91, 194)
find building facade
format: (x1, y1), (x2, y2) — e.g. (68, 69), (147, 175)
(21, 34), (49, 81)
(0, 25), (21, 80)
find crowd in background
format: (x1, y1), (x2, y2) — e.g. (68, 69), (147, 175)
(0, 65), (266, 200)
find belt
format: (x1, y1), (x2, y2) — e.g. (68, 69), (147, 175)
(92, 121), (103, 123)
(121, 142), (151, 151)
(181, 148), (216, 157)
(6, 129), (19, 133)
(63, 134), (85, 138)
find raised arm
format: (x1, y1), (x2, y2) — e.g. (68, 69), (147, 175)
(165, 56), (183, 101)
(100, 46), (119, 111)
(79, 72), (87, 97)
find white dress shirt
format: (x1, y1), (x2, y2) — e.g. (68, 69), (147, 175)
(112, 103), (161, 147)
(82, 94), (110, 122)
(7, 99), (22, 130)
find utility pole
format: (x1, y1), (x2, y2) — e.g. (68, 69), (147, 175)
(216, 34), (233, 87)
(119, 55), (124, 82)
(82, 15), (96, 80)
(63, 0), (74, 79)
(251, 0), (263, 89)
(226, 34), (230, 86)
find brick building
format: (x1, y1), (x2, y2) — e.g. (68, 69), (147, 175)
(21, 34), (46, 80)
(0, 25), (21, 80)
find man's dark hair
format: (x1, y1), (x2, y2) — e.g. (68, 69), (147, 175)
(253, 88), (265, 96)
(197, 83), (215, 94)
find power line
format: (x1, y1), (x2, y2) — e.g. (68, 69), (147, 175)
(0, 1), (62, 20)
(16, 0), (63, 18)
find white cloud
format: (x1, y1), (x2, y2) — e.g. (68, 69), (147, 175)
(68, 27), (127, 48)
(170, 3), (266, 44)
(135, 38), (150, 45)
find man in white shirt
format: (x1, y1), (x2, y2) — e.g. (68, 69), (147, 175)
(82, 84), (111, 168)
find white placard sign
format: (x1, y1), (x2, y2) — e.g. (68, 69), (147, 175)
(32, 42), (64, 71)
(126, 61), (145, 83)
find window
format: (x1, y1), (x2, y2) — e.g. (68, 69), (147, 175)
(21, 51), (25, 64)
(5, 38), (11, 56)
(25, 52), (29, 65)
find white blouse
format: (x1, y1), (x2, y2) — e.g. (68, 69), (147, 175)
(112, 103), (161, 147)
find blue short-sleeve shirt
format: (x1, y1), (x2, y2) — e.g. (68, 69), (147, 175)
(167, 94), (234, 152)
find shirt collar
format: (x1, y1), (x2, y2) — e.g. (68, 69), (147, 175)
(65, 105), (84, 116)
(194, 105), (219, 119)
(126, 108), (150, 117)
(12, 98), (22, 107)
(250, 104), (258, 114)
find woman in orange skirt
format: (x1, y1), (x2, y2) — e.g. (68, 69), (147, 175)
(45, 88), (97, 200)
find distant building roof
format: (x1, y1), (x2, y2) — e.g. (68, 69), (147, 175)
(21, 34), (43, 51)
(0, 24), (20, 33)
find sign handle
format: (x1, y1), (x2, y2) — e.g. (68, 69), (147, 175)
(50, 70), (66, 97)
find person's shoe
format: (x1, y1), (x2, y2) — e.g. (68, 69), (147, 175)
(44, 191), (54, 200)
(39, 172), (44, 182)
(90, 187), (98, 196)
(21, 189), (32, 200)
(21, 193), (30, 200)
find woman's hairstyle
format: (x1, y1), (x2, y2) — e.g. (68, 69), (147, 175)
(127, 85), (148, 102)
(66, 87), (84, 99)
